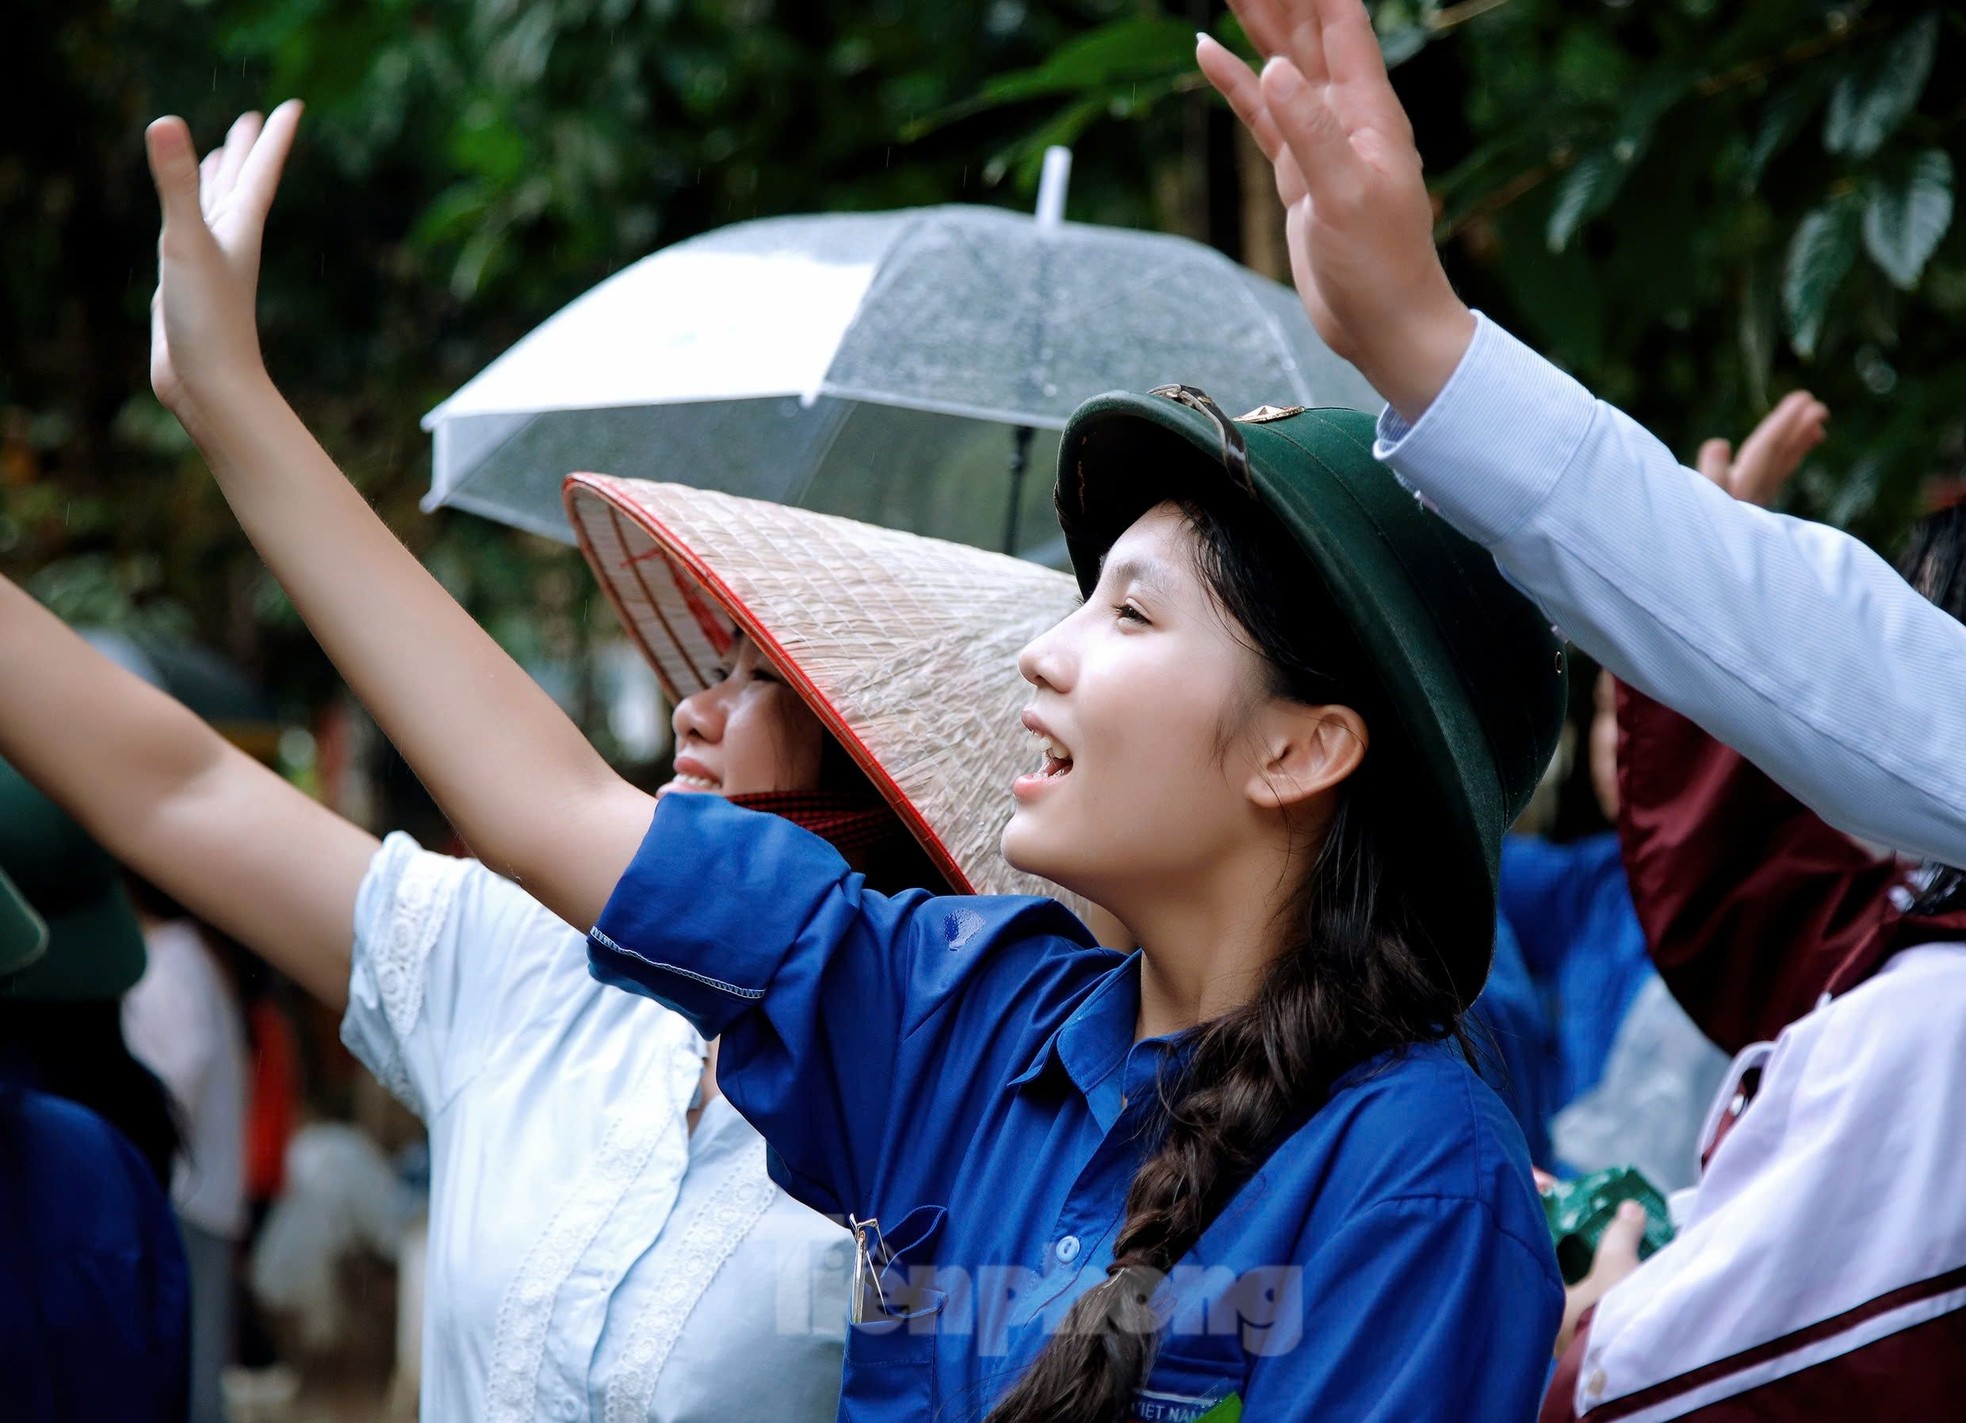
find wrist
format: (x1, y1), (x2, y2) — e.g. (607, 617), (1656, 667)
(169, 364), (281, 447)
(1365, 301), (1475, 426)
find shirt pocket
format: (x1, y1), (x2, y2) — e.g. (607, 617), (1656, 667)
(840, 1203), (948, 1418)
(1130, 1343), (1246, 1423)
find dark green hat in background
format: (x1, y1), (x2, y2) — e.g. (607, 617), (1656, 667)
(0, 864), (49, 979)
(0, 758), (146, 1002)
(1055, 389), (1565, 1009)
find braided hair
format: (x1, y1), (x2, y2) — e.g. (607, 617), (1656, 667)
(984, 480), (1468, 1423)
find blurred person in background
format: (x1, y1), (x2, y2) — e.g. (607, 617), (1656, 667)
(1539, 432), (1966, 1418)
(0, 766), (190, 1422)
(123, 876), (251, 1423)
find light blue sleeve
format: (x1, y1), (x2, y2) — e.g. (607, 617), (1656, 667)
(342, 833), (601, 1119)
(1375, 313), (1966, 868)
(1244, 1195), (1560, 1422)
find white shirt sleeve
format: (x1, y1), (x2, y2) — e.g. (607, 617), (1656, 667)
(341, 833), (599, 1119)
(1374, 313), (1966, 868)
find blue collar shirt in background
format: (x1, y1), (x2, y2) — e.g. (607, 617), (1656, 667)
(1499, 831), (1655, 1115)
(589, 795), (1561, 1422)
(0, 1081), (189, 1423)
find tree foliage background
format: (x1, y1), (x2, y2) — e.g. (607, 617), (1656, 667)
(3, 0), (1960, 732)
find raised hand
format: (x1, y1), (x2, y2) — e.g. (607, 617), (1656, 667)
(1694, 392), (1829, 508)
(144, 102), (302, 424)
(1198, 0), (1472, 419)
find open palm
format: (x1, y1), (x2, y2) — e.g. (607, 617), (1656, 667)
(146, 103), (301, 417)
(1197, 0), (1471, 417)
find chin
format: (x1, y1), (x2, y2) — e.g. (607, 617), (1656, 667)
(1001, 812), (1096, 902)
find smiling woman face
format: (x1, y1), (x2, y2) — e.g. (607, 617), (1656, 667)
(1004, 503), (1288, 911)
(662, 635), (827, 799)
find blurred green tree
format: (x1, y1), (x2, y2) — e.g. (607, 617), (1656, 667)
(0, 0), (1181, 729)
(6, 0), (1959, 740)
(950, 0), (1966, 546)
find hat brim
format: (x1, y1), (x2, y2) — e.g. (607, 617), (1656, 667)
(563, 474), (1090, 909)
(1057, 395), (1513, 1007)
(0, 883), (146, 1002)
(0, 869), (48, 979)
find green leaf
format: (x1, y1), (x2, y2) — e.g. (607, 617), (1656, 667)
(907, 16), (1195, 137)
(1743, 71), (1831, 191)
(1546, 150), (1627, 253)
(1824, 12), (1938, 159)
(1783, 197), (1861, 359)
(1863, 150), (1955, 289)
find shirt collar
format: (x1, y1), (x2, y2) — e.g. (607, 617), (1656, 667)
(1008, 952), (1148, 1099)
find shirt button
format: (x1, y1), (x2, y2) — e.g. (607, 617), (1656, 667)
(556, 1400), (579, 1421)
(1055, 1235), (1081, 1263)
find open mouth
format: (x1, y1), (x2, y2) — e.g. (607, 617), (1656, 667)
(1033, 731), (1074, 779)
(670, 772), (720, 791)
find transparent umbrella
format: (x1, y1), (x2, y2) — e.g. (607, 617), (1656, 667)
(422, 150), (1378, 563)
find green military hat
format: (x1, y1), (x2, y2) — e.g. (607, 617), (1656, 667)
(1055, 389), (1566, 1009)
(0, 758), (146, 1002)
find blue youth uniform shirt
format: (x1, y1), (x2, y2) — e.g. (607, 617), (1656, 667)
(1499, 832), (1654, 1113)
(589, 796), (1561, 1422)
(0, 1083), (190, 1423)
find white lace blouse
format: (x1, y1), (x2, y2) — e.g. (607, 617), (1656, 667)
(342, 834), (850, 1423)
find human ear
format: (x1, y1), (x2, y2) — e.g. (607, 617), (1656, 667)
(1241, 702), (1368, 811)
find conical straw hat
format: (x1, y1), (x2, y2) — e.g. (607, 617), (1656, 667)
(564, 474), (1080, 902)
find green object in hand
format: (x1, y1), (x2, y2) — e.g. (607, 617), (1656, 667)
(1541, 1166), (1675, 1285)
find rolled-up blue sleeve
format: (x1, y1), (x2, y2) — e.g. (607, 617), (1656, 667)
(1375, 313), (1966, 868)
(586, 793), (1098, 1216)
(1247, 1195), (1560, 1422)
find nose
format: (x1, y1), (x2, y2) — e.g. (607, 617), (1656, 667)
(672, 681), (725, 746)
(1017, 610), (1075, 692)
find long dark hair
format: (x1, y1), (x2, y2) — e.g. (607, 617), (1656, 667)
(984, 483), (1468, 1423)
(1901, 504), (1966, 916)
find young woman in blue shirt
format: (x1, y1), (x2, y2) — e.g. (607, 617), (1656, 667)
(136, 102), (1567, 1421)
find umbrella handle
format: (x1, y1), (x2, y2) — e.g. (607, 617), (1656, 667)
(1003, 426), (1036, 556)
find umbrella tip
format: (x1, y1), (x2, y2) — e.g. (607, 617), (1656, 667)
(1035, 147), (1072, 232)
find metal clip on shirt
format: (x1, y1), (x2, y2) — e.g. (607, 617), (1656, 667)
(848, 1214), (893, 1325)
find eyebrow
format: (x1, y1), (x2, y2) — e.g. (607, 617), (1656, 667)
(1100, 554), (1169, 594)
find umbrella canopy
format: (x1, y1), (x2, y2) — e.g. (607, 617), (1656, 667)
(424, 181), (1377, 561)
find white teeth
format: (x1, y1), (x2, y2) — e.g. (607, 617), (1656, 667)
(671, 773), (719, 789)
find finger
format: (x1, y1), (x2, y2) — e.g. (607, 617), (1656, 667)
(1199, 35), (1284, 163)
(1532, 1168), (1557, 1194)
(235, 99), (303, 224)
(146, 116), (209, 234)
(1695, 438), (1732, 487)
(1593, 1201), (1647, 1280)
(1320, 0), (1417, 146)
(212, 110), (265, 209)
(1224, 0), (1293, 59)
(1262, 56), (1367, 210)
(198, 147), (224, 222)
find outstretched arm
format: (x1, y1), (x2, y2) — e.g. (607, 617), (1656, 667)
(1200, 0), (1966, 867)
(0, 576), (372, 1007)
(145, 107), (652, 933)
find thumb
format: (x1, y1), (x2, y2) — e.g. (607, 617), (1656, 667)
(1694, 438), (1732, 488)
(146, 117), (209, 236)
(1592, 1201), (1647, 1283)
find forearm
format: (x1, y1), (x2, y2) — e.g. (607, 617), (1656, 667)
(0, 577), (369, 1006)
(180, 376), (647, 930)
(1377, 315), (1966, 867)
